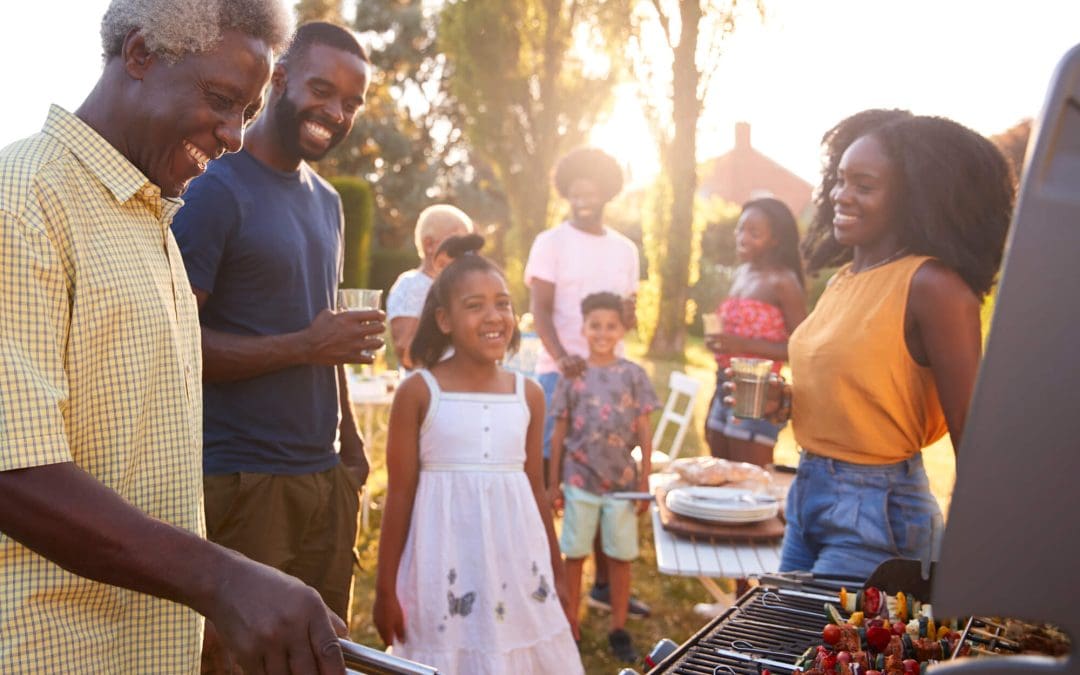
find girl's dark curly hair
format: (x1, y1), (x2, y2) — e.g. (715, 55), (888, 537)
(802, 109), (913, 273)
(553, 147), (624, 202)
(409, 234), (522, 368)
(803, 110), (1016, 298)
(740, 197), (805, 289)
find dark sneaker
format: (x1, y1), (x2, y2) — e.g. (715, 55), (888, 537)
(587, 583), (652, 618)
(608, 628), (639, 663)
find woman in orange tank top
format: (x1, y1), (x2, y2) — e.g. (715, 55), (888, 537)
(739, 110), (1016, 579)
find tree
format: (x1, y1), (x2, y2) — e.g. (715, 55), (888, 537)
(990, 118), (1032, 183)
(312, 1), (449, 247)
(438, 0), (633, 268)
(294, 0), (343, 23)
(634, 0), (762, 358)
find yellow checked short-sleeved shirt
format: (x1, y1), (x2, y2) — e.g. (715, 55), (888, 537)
(0, 106), (204, 673)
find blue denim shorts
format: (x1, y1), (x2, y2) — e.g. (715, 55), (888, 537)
(559, 485), (639, 561)
(538, 371), (559, 460)
(779, 451), (944, 580)
(706, 371), (784, 445)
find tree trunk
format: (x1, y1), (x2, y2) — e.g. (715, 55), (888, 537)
(648, 0), (702, 359)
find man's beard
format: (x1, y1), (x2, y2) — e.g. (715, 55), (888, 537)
(273, 89), (340, 162)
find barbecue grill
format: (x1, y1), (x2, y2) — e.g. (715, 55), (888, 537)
(642, 566), (1051, 674)
(646, 583), (848, 674)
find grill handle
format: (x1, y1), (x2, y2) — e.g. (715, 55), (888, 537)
(339, 639), (439, 675)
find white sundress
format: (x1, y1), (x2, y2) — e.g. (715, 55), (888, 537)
(392, 369), (584, 675)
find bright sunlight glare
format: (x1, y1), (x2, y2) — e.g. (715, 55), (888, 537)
(588, 0), (1080, 186)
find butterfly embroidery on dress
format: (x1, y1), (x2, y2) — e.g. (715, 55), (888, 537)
(531, 575), (550, 602)
(447, 590), (477, 617)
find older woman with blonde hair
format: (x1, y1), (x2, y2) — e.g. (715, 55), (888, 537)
(386, 204), (475, 369)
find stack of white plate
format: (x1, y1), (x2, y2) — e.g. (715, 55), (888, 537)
(665, 486), (779, 524)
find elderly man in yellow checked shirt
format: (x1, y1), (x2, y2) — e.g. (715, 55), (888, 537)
(0, 1), (354, 673)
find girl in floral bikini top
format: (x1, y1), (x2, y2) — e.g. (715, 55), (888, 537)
(705, 197), (807, 466)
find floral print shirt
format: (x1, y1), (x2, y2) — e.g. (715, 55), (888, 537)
(550, 358), (659, 495)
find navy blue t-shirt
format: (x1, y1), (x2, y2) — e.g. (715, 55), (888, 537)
(172, 150), (343, 475)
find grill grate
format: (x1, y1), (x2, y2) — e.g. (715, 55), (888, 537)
(651, 586), (842, 674)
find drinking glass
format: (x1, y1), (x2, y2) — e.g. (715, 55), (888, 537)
(337, 288), (383, 361)
(729, 357), (774, 419)
(337, 288), (383, 311)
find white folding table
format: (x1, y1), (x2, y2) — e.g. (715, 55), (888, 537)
(649, 473), (785, 603)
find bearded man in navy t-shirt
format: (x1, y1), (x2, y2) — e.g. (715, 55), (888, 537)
(172, 23), (382, 641)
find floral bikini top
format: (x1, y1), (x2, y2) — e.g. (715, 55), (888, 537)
(714, 296), (788, 371)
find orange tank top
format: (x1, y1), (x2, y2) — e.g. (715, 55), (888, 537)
(788, 255), (948, 464)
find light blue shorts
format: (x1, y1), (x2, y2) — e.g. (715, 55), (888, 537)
(560, 485), (639, 561)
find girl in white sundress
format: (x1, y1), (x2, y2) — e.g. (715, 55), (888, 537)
(374, 234), (583, 675)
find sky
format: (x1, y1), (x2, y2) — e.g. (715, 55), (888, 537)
(2, 0), (1079, 187)
(591, 0), (1080, 184)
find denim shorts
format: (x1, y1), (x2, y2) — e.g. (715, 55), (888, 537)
(706, 371), (784, 445)
(779, 451), (944, 580)
(559, 485), (639, 561)
(538, 371), (559, 460)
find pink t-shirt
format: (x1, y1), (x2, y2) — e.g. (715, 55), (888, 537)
(524, 221), (640, 374)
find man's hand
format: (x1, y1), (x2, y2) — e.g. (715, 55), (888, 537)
(340, 452), (369, 492)
(556, 354), (587, 379)
(305, 309), (385, 366)
(205, 555), (347, 675)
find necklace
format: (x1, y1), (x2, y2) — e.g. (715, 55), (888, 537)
(850, 247), (909, 275)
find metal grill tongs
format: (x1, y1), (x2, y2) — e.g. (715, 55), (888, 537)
(339, 639), (439, 675)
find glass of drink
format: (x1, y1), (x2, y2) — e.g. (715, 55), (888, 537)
(729, 357), (774, 419)
(337, 288), (383, 361)
(337, 288), (383, 311)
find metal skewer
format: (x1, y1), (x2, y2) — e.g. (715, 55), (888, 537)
(730, 639), (806, 661)
(951, 616), (976, 660)
(760, 591), (829, 619)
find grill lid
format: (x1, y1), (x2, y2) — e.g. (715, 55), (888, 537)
(933, 41), (1080, 635)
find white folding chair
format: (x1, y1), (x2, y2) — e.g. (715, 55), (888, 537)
(633, 370), (701, 472)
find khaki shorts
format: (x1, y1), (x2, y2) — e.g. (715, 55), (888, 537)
(204, 463), (360, 621)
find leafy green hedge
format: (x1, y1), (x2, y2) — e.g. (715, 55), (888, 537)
(368, 245), (421, 299)
(328, 176), (375, 288)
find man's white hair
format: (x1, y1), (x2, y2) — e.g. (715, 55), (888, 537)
(414, 205), (475, 258)
(101, 0), (294, 63)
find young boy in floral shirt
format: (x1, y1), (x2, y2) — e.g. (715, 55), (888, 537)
(547, 292), (659, 663)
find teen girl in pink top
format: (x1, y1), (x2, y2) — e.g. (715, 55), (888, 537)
(705, 197), (806, 467)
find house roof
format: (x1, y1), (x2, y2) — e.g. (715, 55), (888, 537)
(699, 122), (814, 217)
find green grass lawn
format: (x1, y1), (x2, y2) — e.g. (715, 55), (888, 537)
(347, 336), (958, 674)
